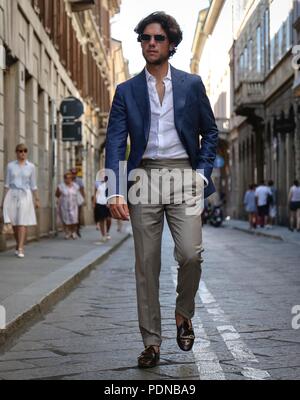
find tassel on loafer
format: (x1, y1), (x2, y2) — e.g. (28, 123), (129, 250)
(177, 320), (195, 352)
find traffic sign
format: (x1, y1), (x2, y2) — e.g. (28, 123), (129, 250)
(62, 121), (82, 142)
(60, 97), (84, 119)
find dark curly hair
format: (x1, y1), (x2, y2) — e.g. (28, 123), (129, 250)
(134, 12), (183, 58)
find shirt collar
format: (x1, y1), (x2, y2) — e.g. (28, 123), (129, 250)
(145, 63), (172, 82)
(15, 160), (29, 165)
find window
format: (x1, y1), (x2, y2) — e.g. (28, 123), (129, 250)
(264, 8), (270, 71)
(278, 25), (283, 59)
(286, 12), (292, 50)
(256, 25), (262, 73)
(249, 39), (253, 71)
(244, 46), (248, 72)
(270, 37), (275, 69)
(239, 53), (244, 79)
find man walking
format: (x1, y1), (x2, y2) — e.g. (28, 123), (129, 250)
(105, 12), (218, 368)
(255, 181), (272, 228)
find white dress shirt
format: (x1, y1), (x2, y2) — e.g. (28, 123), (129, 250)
(144, 65), (208, 186)
(143, 65), (189, 160)
(5, 160), (37, 191)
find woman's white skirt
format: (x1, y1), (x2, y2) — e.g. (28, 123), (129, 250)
(3, 189), (37, 226)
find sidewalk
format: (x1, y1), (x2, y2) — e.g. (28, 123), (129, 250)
(224, 219), (300, 245)
(0, 224), (131, 346)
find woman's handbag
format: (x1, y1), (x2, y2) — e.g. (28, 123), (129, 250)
(1, 223), (13, 235)
(0, 211), (13, 235)
(77, 191), (85, 207)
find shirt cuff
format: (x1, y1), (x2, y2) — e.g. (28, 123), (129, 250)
(107, 194), (125, 203)
(198, 172), (209, 187)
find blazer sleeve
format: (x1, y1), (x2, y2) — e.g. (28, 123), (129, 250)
(196, 77), (219, 178)
(105, 85), (129, 198)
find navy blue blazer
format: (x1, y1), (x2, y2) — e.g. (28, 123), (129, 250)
(105, 65), (219, 199)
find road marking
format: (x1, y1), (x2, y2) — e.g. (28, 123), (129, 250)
(199, 281), (271, 380)
(0, 305), (6, 330)
(171, 266), (225, 380)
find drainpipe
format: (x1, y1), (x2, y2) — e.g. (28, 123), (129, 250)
(50, 99), (58, 237)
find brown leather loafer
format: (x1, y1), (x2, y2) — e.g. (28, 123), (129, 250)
(138, 346), (160, 368)
(177, 320), (195, 352)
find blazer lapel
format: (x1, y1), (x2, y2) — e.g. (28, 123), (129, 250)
(171, 66), (187, 134)
(131, 67), (187, 141)
(131, 70), (151, 140)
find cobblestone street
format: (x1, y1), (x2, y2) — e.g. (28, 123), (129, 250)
(0, 225), (299, 380)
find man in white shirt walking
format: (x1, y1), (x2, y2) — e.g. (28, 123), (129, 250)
(105, 12), (218, 368)
(255, 181), (272, 228)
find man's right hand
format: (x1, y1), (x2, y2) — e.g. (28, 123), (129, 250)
(108, 196), (130, 221)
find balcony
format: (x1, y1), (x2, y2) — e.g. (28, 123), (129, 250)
(235, 80), (265, 111)
(69, 0), (95, 12)
(234, 80), (265, 130)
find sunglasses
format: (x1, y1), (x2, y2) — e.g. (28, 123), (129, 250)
(138, 34), (167, 43)
(17, 149), (28, 153)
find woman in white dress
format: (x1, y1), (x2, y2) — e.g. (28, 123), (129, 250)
(56, 172), (81, 240)
(1, 144), (40, 258)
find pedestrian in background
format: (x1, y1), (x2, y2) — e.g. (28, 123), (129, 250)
(56, 172), (82, 240)
(71, 167), (85, 238)
(244, 184), (257, 229)
(93, 170), (111, 243)
(268, 180), (277, 228)
(1, 143), (40, 258)
(288, 180), (300, 232)
(255, 181), (272, 228)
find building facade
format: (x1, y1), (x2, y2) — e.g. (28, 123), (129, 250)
(0, 0), (122, 250)
(191, 0), (231, 209)
(192, 0), (300, 224)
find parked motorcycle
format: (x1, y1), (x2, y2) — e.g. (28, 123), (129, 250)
(209, 205), (223, 227)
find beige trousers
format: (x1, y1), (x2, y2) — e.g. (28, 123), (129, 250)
(129, 159), (204, 347)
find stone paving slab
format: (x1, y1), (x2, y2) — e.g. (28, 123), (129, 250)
(0, 225), (299, 380)
(0, 224), (131, 346)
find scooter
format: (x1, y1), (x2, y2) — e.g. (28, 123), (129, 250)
(209, 205), (223, 227)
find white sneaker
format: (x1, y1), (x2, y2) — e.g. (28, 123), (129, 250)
(71, 232), (78, 240)
(94, 237), (107, 245)
(106, 235), (111, 240)
(17, 250), (25, 258)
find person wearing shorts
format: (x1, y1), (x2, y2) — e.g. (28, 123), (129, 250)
(93, 170), (111, 243)
(288, 180), (300, 232)
(255, 181), (272, 228)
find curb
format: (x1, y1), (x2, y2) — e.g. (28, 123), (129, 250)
(226, 225), (284, 241)
(0, 233), (131, 347)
